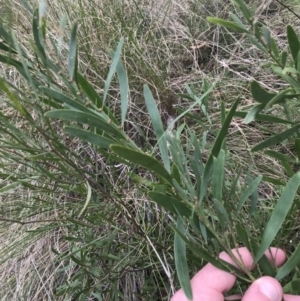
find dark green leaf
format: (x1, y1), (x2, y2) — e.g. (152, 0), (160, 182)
(144, 85), (170, 172)
(244, 103), (265, 124)
(236, 175), (262, 212)
(68, 23), (78, 81)
(45, 110), (125, 139)
(0, 78), (31, 119)
(281, 51), (287, 67)
(236, 224), (251, 250)
(64, 127), (115, 149)
(276, 243), (300, 280)
(110, 145), (172, 184)
(40, 87), (90, 113)
(255, 172), (300, 263)
(174, 218), (192, 300)
(32, 8), (46, 61)
(231, 0), (252, 22)
(281, 160), (294, 178)
(115, 57), (129, 127)
(249, 238), (276, 276)
(171, 224), (246, 280)
(212, 149), (225, 202)
(262, 176), (285, 186)
(287, 25), (300, 63)
(262, 26), (271, 50)
(234, 111), (294, 125)
(200, 98), (239, 202)
(172, 164), (181, 184)
(295, 139), (300, 161)
(149, 192), (192, 218)
(251, 124), (300, 152)
(264, 150), (297, 163)
(271, 38), (279, 58)
(213, 198), (230, 229)
(266, 89), (296, 108)
(77, 73), (118, 124)
(103, 38), (124, 104)
(251, 81), (276, 104)
(207, 17), (249, 33)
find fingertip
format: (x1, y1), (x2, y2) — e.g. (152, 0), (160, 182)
(242, 276), (282, 301)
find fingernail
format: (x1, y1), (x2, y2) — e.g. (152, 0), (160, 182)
(257, 279), (281, 301)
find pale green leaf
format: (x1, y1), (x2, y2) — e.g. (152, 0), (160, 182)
(255, 172), (300, 263)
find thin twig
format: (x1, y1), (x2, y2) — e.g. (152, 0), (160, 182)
(275, 0), (300, 20)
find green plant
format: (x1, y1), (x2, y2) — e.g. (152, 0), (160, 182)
(207, 0), (300, 296)
(2, 0), (300, 300)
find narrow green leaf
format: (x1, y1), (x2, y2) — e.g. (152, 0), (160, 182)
(45, 110), (124, 139)
(0, 41), (17, 54)
(271, 38), (279, 58)
(255, 172), (300, 263)
(251, 81), (276, 104)
(231, 0), (252, 22)
(281, 51), (287, 67)
(262, 176), (285, 186)
(262, 26), (271, 50)
(281, 160), (294, 178)
(172, 164), (181, 184)
(0, 78), (31, 119)
(266, 88), (295, 108)
(40, 87), (91, 113)
(229, 167), (242, 198)
(252, 124), (300, 152)
(64, 127), (115, 149)
(212, 198), (230, 229)
(144, 85), (170, 172)
(283, 67), (299, 75)
(212, 150), (225, 202)
(77, 73), (118, 124)
(21, 0), (33, 13)
(171, 224), (245, 279)
(236, 175), (262, 212)
(103, 38), (124, 104)
(68, 23), (78, 81)
(295, 139), (300, 161)
(234, 111), (294, 125)
(200, 98), (239, 202)
(32, 8), (46, 61)
(264, 150), (297, 163)
(212, 98), (239, 157)
(0, 53), (24, 69)
(207, 17), (249, 33)
(249, 238), (276, 276)
(149, 192), (191, 218)
(291, 279), (300, 294)
(244, 103), (265, 124)
(276, 243), (300, 280)
(229, 13), (247, 31)
(287, 25), (300, 63)
(185, 84), (212, 125)
(114, 55), (129, 127)
(110, 145), (172, 184)
(174, 218), (193, 301)
(236, 224), (251, 250)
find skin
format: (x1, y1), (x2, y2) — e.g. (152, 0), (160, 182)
(171, 247), (300, 301)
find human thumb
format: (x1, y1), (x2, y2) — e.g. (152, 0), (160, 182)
(242, 276), (283, 301)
